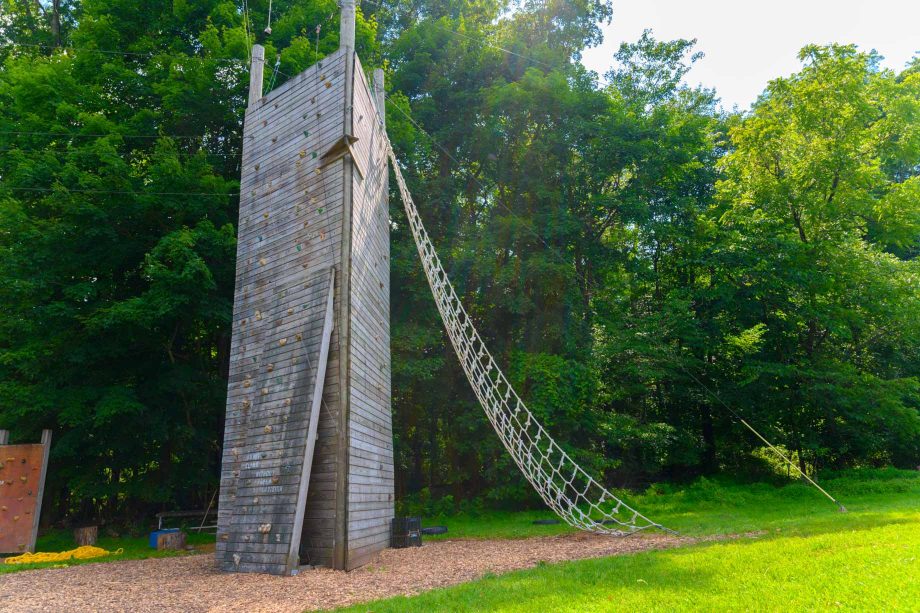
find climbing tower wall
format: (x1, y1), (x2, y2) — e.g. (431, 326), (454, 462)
(216, 44), (392, 574)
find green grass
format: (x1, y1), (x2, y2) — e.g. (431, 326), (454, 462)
(338, 469), (920, 612)
(0, 529), (215, 574)
(420, 469), (920, 540)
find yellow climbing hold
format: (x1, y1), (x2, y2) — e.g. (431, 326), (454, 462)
(4, 546), (124, 565)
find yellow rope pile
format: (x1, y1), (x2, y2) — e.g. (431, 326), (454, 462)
(3, 546), (123, 564)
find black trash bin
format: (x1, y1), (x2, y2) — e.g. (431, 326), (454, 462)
(390, 516), (422, 548)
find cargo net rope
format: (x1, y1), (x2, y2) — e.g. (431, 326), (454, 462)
(387, 144), (673, 536)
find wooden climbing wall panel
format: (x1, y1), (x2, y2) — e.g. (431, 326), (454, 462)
(0, 431), (51, 554)
(217, 48), (393, 575)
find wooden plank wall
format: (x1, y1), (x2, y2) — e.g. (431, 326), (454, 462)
(217, 48), (349, 574)
(344, 56), (394, 569)
(217, 48), (393, 574)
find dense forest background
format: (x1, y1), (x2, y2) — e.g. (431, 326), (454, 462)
(0, 0), (917, 525)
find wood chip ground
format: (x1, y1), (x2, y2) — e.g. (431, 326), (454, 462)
(0, 533), (688, 612)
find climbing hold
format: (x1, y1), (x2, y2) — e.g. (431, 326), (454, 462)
(267, 363), (274, 372)
(271, 136), (277, 143)
(315, 168), (321, 175)
(261, 388), (268, 396)
(271, 476), (280, 484)
(284, 398), (292, 406)
(311, 97), (316, 104)
(243, 379), (252, 388)
(312, 151), (317, 159)
(310, 197), (317, 204)
(263, 212), (269, 219)
(295, 333), (302, 341)
(242, 400), (251, 409)
(320, 74), (326, 80)
(278, 338), (288, 347)
(317, 207), (324, 214)
(299, 150), (306, 158)
(287, 308), (294, 315)
(256, 310), (262, 320)
(264, 425), (272, 434)
(296, 244), (302, 252)
(303, 130), (310, 138)
(254, 164), (260, 171)
(259, 258), (267, 266)
(325, 82), (331, 89)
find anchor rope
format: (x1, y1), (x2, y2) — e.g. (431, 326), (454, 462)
(385, 142), (674, 536)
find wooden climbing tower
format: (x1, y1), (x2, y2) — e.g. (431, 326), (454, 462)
(216, 0), (393, 574)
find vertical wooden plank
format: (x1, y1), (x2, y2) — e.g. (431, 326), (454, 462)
(373, 69), (385, 129)
(249, 45), (265, 107)
(0, 430), (9, 445)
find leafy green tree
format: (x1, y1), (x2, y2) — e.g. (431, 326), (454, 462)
(712, 45), (920, 470)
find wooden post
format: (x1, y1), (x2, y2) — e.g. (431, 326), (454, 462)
(0, 430), (9, 445)
(340, 0), (356, 52)
(248, 44), (265, 107)
(373, 68), (385, 128)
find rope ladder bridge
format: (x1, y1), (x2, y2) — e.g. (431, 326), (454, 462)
(385, 142), (674, 537)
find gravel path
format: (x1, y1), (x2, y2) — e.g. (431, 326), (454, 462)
(0, 533), (686, 612)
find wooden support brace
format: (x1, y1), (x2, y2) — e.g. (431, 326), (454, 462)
(286, 266), (336, 574)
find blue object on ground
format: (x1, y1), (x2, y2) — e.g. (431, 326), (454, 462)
(149, 528), (180, 549)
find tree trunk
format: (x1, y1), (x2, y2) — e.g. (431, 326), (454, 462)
(51, 0), (62, 47)
(73, 525), (98, 547)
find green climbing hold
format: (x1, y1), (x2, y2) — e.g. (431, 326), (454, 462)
(296, 244), (302, 252)
(312, 151), (317, 159)
(304, 130), (310, 138)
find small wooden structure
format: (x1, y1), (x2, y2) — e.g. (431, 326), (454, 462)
(0, 429), (52, 554)
(216, 0), (393, 575)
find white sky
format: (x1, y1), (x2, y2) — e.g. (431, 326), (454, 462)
(580, 0), (920, 110)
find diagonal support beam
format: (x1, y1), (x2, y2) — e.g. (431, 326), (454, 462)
(287, 266), (336, 574)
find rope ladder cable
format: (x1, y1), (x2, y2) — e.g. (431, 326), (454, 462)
(382, 95), (846, 513)
(384, 136), (674, 536)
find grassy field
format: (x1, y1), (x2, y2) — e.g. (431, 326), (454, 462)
(338, 469), (920, 612)
(0, 529), (214, 575)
